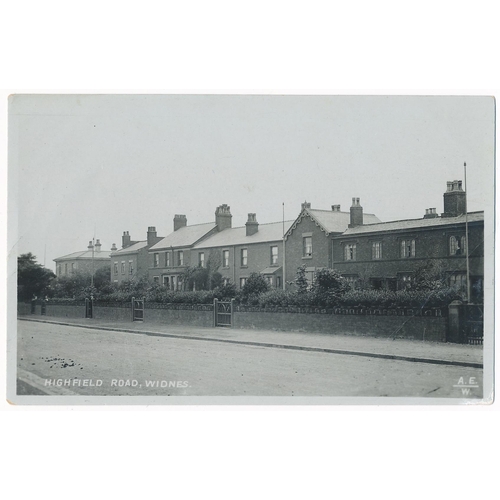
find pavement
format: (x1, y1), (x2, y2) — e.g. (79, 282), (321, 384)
(18, 315), (483, 368)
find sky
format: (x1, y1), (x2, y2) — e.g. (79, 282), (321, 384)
(9, 94), (495, 271)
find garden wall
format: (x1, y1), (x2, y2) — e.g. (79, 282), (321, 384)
(233, 307), (447, 342)
(18, 302), (448, 342)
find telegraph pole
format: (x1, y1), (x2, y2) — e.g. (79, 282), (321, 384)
(282, 202), (286, 290)
(464, 162), (471, 303)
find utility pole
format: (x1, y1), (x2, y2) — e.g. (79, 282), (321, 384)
(464, 162), (471, 303)
(282, 202), (286, 290)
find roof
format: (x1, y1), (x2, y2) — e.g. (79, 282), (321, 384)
(111, 241), (148, 256)
(150, 223), (217, 250)
(193, 221), (293, 249)
(260, 266), (282, 275)
(341, 211), (484, 236)
(285, 208), (381, 239)
(54, 249), (112, 262)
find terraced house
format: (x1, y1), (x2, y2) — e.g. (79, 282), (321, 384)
(110, 227), (162, 284)
(331, 181), (484, 300)
(192, 213), (293, 289)
(284, 180), (484, 301)
(148, 204), (292, 290)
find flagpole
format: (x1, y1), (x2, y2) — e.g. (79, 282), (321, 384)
(464, 162), (471, 303)
(282, 202), (286, 290)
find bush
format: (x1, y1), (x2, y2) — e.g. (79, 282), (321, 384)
(241, 273), (270, 299)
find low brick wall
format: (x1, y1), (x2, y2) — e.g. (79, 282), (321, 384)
(233, 306), (447, 342)
(145, 304), (213, 327)
(18, 301), (447, 341)
(44, 304), (86, 319)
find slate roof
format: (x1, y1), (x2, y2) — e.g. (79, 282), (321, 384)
(54, 249), (112, 261)
(150, 223), (217, 250)
(341, 211), (484, 236)
(285, 208), (381, 238)
(193, 221), (293, 249)
(111, 241), (148, 256)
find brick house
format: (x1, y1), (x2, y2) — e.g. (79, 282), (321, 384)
(283, 201), (381, 286)
(147, 213), (218, 289)
(54, 239), (113, 277)
(110, 227), (163, 284)
(331, 181), (484, 299)
(192, 213), (293, 289)
(284, 181), (484, 301)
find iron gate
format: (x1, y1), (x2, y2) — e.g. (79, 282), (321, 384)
(85, 298), (93, 319)
(465, 304), (483, 345)
(214, 298), (233, 327)
(132, 297), (145, 322)
(41, 301), (47, 316)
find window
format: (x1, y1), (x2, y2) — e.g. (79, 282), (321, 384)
(71, 263), (75, 273)
(64, 263), (68, 274)
(450, 235), (466, 256)
(129, 261), (133, 274)
(450, 273), (467, 292)
(372, 242), (382, 260)
(344, 243), (356, 261)
(240, 277), (247, 288)
(165, 252), (171, 267)
(162, 275), (170, 288)
(58, 265), (61, 276)
(266, 276), (273, 286)
(241, 248), (248, 267)
(399, 274), (413, 289)
(222, 277), (230, 286)
(113, 262), (118, 275)
(401, 239), (416, 258)
(270, 246), (278, 265)
(154, 253), (159, 268)
(343, 275), (359, 289)
(275, 276), (281, 288)
(177, 251), (184, 266)
(153, 276), (160, 284)
(303, 236), (312, 258)
(223, 250), (229, 267)
(121, 261), (125, 274)
(199, 252), (205, 268)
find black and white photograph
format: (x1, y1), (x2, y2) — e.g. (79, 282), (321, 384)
(7, 94), (494, 404)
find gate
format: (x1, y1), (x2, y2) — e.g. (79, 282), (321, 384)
(465, 304), (483, 345)
(85, 298), (93, 319)
(214, 298), (233, 327)
(132, 297), (145, 322)
(41, 301), (47, 316)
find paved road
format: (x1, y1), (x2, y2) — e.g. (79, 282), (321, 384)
(16, 320), (483, 398)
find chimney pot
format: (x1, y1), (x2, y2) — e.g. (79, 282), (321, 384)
(173, 214), (187, 231)
(215, 204), (232, 231)
(246, 213), (259, 236)
(349, 198), (363, 227)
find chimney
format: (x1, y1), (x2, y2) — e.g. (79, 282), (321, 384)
(301, 200), (311, 211)
(245, 213), (259, 236)
(111, 243), (117, 251)
(424, 208), (439, 219)
(173, 214), (187, 232)
(95, 239), (102, 252)
(147, 226), (161, 246)
(215, 204), (232, 231)
(442, 179), (466, 217)
(348, 198), (363, 228)
(87, 240), (94, 250)
(331, 204), (341, 212)
(122, 231), (131, 249)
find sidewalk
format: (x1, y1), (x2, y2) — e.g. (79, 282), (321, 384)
(19, 316), (483, 368)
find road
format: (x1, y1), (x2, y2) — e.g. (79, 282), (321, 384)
(15, 320), (483, 398)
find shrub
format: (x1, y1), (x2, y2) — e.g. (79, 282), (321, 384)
(241, 273), (270, 298)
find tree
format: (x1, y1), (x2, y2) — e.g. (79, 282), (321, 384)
(17, 253), (56, 301)
(294, 265), (309, 294)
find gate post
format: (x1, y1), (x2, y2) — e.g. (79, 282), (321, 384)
(131, 296), (135, 322)
(448, 300), (465, 343)
(213, 298), (218, 327)
(230, 298), (235, 328)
